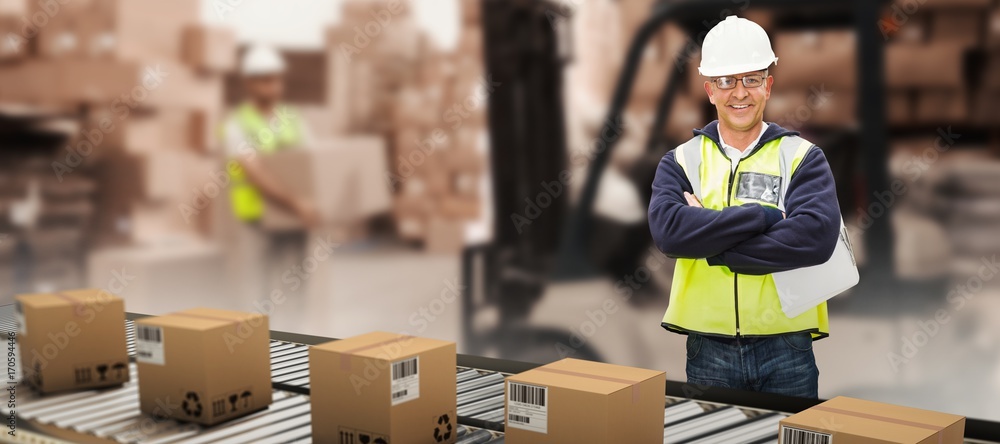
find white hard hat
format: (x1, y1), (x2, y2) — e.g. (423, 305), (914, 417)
(699, 16), (778, 77)
(241, 45), (286, 76)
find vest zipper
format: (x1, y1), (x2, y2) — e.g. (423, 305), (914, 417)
(733, 273), (741, 336)
(727, 162), (741, 337)
(720, 135), (771, 337)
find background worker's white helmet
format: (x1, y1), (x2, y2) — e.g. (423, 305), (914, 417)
(241, 45), (286, 77)
(698, 15), (778, 77)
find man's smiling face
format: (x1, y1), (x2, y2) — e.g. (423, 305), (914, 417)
(703, 70), (773, 132)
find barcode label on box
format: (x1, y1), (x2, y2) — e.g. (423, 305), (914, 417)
(781, 426), (832, 444)
(508, 414), (530, 423)
(390, 356), (419, 405)
(507, 382), (548, 434)
(135, 325), (165, 365)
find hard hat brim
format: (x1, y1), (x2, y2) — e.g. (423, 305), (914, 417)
(698, 58), (777, 77)
(242, 68), (286, 77)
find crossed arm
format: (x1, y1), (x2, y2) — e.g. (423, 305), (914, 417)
(647, 148), (841, 275)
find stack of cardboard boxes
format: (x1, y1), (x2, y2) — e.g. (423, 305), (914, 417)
(398, 1), (487, 253)
(582, 0), (704, 147)
(981, 3), (1000, 127)
(573, 0), (622, 106)
(884, 0), (991, 125)
(325, 0), (424, 135)
(0, 0), (238, 297)
(766, 29), (857, 128)
(324, 0), (487, 253)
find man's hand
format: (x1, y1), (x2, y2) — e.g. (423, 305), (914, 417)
(293, 198), (321, 229)
(684, 191), (703, 208)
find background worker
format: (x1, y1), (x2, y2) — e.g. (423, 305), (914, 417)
(647, 16), (842, 398)
(221, 45), (320, 301)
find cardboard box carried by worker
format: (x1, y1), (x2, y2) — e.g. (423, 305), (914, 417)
(258, 137), (392, 231)
(310, 331), (457, 444)
(504, 358), (666, 444)
(134, 308), (272, 426)
(779, 396), (966, 443)
(16, 289), (130, 394)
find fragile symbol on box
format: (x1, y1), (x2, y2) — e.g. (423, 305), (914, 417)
(233, 389), (253, 411)
(212, 387), (254, 418)
(338, 426), (389, 444)
(112, 362), (128, 380)
(76, 361), (128, 385)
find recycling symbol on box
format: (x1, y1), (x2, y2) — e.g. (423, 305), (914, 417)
(433, 413), (453, 442)
(182, 391), (203, 418)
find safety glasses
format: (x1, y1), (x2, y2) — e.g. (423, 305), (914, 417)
(712, 72), (767, 90)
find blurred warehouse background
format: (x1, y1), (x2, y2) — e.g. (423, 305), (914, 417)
(1, 0), (1000, 427)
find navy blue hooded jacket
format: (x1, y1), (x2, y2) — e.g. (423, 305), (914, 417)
(648, 121), (841, 275)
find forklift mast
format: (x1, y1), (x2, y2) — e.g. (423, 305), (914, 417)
(480, 0), (570, 318)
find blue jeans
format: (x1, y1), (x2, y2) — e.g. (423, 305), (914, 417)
(685, 332), (819, 398)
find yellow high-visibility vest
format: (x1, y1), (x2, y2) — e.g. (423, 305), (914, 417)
(223, 103), (303, 222)
(662, 134), (830, 339)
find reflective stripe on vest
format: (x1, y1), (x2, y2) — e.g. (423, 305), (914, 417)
(225, 103), (303, 222)
(663, 134), (830, 339)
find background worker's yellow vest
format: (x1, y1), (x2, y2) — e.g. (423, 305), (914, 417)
(225, 103), (303, 222)
(662, 135), (830, 339)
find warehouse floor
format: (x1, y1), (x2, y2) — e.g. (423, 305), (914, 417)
(111, 243), (1000, 423)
